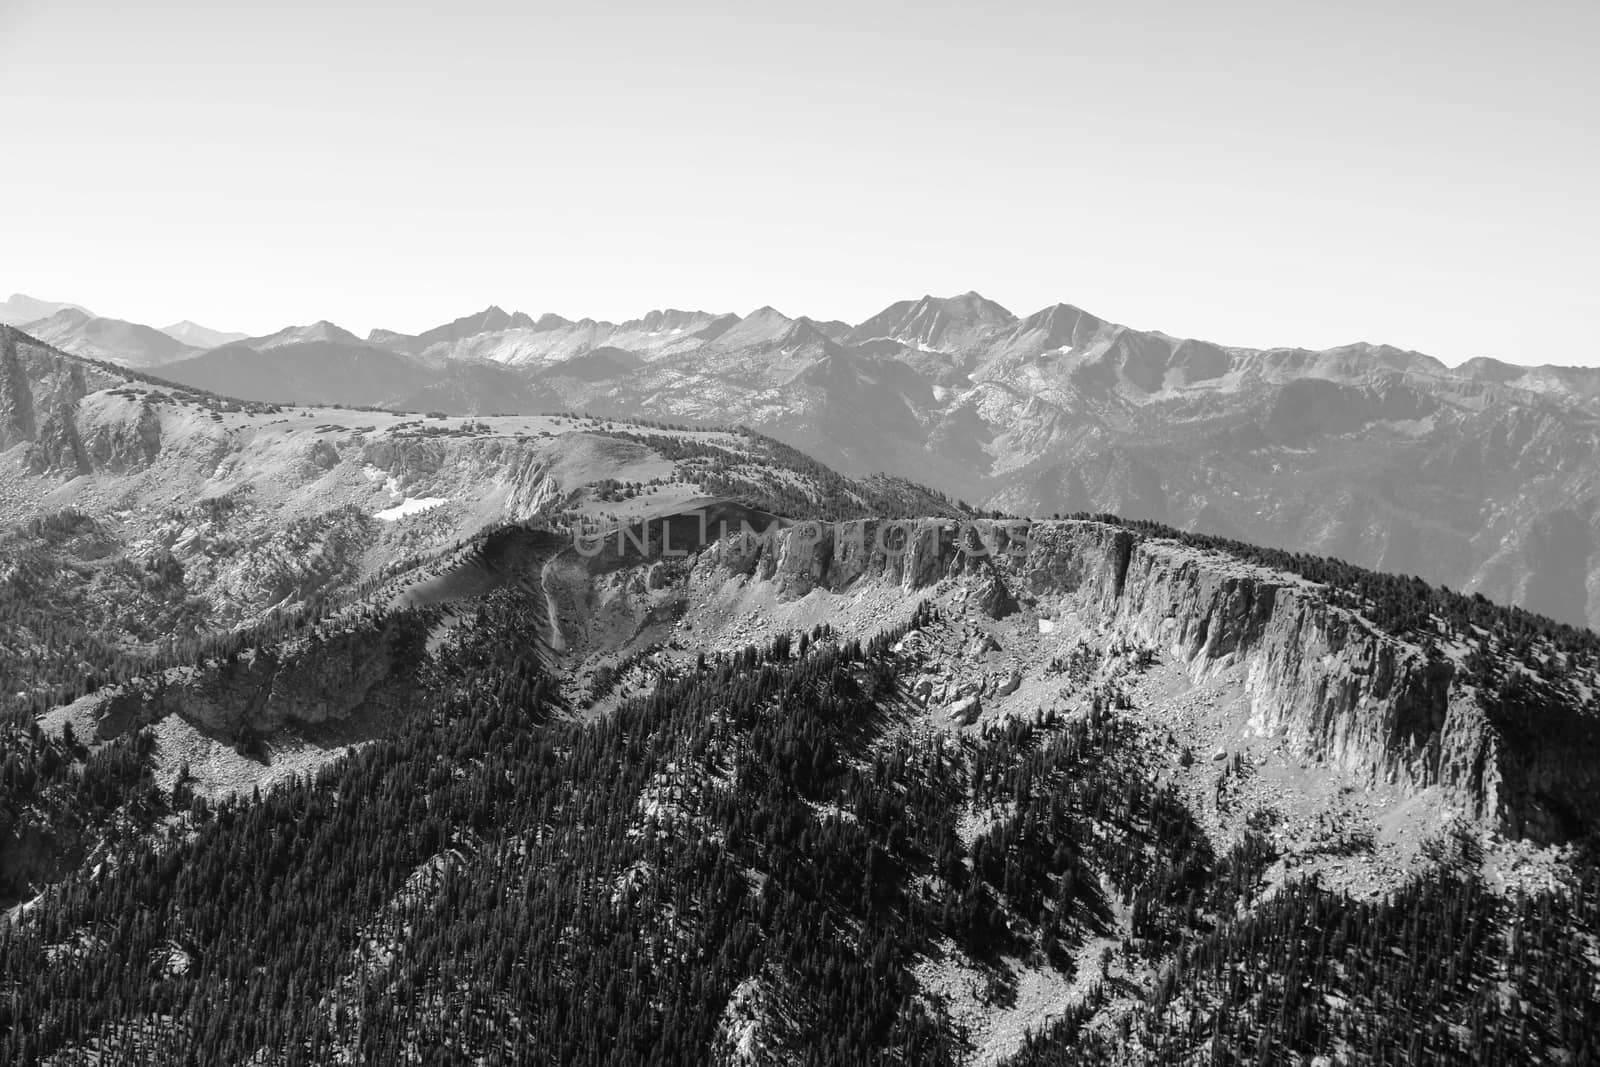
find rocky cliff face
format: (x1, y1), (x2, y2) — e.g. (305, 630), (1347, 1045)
(702, 518), (1599, 843)
(1, 327), (120, 472)
(1096, 540), (1500, 821)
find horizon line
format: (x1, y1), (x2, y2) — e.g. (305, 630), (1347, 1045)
(0, 287), (1577, 373)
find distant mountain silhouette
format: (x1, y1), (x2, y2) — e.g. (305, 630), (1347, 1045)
(162, 320), (248, 349)
(22, 308), (196, 367)
(0, 293), (92, 325)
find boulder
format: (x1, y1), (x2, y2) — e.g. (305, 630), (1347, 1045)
(947, 694), (982, 725)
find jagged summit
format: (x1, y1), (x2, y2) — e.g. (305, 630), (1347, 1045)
(625, 307), (728, 333)
(369, 305), (537, 355)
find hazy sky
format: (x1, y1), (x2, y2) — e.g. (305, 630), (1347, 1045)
(2, 0), (1596, 364)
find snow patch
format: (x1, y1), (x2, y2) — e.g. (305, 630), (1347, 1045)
(375, 497), (447, 521)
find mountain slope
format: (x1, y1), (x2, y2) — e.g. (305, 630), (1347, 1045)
(0, 324), (960, 716)
(20, 308), (198, 368)
(0, 293), (91, 326)
(846, 289), (1018, 354)
(157, 338), (434, 406)
(368, 304), (535, 355)
(1, 321), (1596, 1062)
(3, 505), (1596, 1063)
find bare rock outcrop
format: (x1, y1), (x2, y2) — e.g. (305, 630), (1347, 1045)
(718, 518), (1600, 843)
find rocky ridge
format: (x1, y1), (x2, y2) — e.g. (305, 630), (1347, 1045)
(678, 518), (1598, 844)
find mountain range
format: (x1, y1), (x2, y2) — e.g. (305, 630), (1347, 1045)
(0, 294), (246, 367)
(1, 318), (1597, 1063)
(0, 293), (91, 326)
(9, 289), (1599, 632)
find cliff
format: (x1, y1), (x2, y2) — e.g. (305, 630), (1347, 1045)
(1, 327), (121, 474)
(55, 509), (1598, 844)
(702, 517), (1600, 844)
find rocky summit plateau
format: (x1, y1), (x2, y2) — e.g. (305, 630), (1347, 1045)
(0, 316), (1596, 1064)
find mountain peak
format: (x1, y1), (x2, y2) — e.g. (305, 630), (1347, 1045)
(709, 305), (826, 352)
(943, 290), (1013, 316)
(1014, 302), (1107, 343)
(846, 291), (1015, 352)
(163, 320), (249, 349)
(247, 320), (365, 351)
(745, 305), (792, 322)
(905, 290), (1014, 320)
(428, 306), (533, 339)
(0, 293), (93, 326)
(28, 306), (93, 328)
